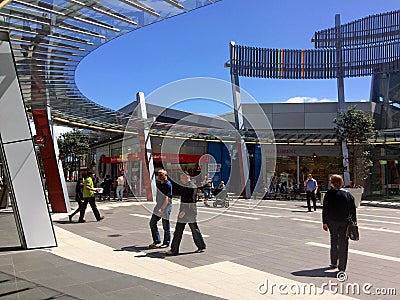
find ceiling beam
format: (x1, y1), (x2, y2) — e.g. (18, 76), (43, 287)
(0, 0), (12, 9)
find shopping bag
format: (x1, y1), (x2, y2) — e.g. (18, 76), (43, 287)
(346, 222), (359, 241)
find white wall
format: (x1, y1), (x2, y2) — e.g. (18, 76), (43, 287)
(0, 31), (56, 249)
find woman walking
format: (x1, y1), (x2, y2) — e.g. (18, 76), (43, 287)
(322, 174), (357, 272)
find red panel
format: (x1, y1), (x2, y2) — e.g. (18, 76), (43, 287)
(32, 109), (67, 212)
(102, 153), (209, 164)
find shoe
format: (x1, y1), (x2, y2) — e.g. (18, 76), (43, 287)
(204, 203), (211, 207)
(195, 248), (206, 253)
(68, 215), (72, 223)
(148, 242), (160, 249)
(165, 250), (178, 256)
(97, 216), (104, 221)
(78, 219), (86, 223)
(329, 264), (337, 269)
(159, 243), (169, 248)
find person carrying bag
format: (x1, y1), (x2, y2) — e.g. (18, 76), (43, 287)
(322, 174), (357, 272)
(346, 193), (359, 241)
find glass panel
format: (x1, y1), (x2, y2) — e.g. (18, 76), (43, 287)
(1, 0), (222, 129)
(0, 145), (22, 250)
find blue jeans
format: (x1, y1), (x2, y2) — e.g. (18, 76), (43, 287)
(149, 213), (170, 245)
(116, 185), (124, 200)
(203, 188), (212, 199)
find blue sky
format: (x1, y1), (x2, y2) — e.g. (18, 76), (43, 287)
(75, 0), (400, 115)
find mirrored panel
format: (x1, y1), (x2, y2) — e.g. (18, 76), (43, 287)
(0, 146), (22, 251)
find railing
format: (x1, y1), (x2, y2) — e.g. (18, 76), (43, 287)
(229, 10), (400, 80)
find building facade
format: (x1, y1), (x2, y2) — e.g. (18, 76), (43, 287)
(90, 99), (400, 198)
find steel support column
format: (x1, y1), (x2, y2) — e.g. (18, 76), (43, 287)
(335, 14), (351, 186)
(230, 42), (251, 198)
(136, 92), (156, 202)
(32, 108), (70, 212)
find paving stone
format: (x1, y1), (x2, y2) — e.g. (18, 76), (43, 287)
(1, 198), (399, 299)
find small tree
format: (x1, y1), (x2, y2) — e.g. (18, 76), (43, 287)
(334, 105), (377, 185)
(57, 129), (89, 180)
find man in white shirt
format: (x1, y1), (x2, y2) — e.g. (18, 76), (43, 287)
(116, 172), (125, 201)
(304, 173), (318, 212)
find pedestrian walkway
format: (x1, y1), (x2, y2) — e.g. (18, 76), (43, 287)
(361, 199), (400, 209)
(1, 198), (399, 299)
(261, 193), (400, 210)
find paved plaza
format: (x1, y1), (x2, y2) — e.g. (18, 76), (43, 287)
(0, 198), (399, 299)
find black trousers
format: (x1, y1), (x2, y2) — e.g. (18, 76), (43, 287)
(328, 220), (349, 272)
(79, 197), (101, 221)
(70, 197), (84, 218)
(170, 222), (206, 253)
(306, 191), (317, 211)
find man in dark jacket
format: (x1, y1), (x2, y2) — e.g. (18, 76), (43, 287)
(68, 177), (84, 222)
(101, 174), (113, 200)
(166, 172), (206, 255)
(322, 174), (357, 272)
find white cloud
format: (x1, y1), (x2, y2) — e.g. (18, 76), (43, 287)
(283, 96), (334, 103)
(29, 121), (72, 139)
(53, 125), (73, 138)
(283, 97), (370, 103)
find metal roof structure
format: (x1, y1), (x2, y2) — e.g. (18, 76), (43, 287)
(0, 0), (221, 132)
(228, 10), (400, 80)
(2, 2), (400, 146)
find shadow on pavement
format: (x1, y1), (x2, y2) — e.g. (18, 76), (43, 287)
(53, 220), (71, 225)
(117, 245), (200, 259)
(118, 245), (148, 252)
(0, 271), (78, 299)
(291, 267), (338, 278)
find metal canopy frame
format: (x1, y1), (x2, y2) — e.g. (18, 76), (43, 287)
(228, 10), (400, 80)
(0, 0), (221, 132)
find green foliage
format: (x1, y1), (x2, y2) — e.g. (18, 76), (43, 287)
(57, 129), (89, 179)
(334, 105), (377, 184)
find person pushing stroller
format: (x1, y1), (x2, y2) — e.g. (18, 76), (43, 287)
(212, 181), (229, 208)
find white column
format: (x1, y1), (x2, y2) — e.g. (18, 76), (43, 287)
(0, 31), (56, 249)
(136, 92), (156, 202)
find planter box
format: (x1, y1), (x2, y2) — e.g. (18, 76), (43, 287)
(344, 187), (364, 208)
(66, 182), (76, 198)
(320, 188), (363, 207)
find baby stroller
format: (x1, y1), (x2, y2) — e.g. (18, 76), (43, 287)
(212, 187), (229, 208)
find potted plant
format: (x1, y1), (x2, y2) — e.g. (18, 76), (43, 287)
(57, 129), (89, 195)
(334, 105), (377, 206)
(346, 184), (364, 208)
